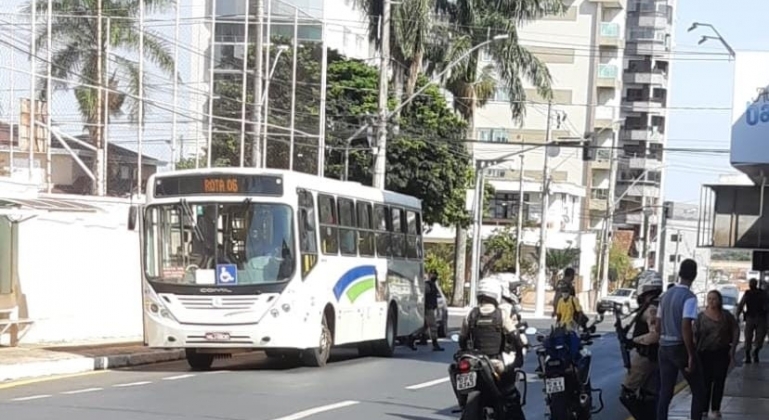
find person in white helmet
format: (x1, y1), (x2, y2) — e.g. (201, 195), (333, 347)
(458, 278), (518, 375)
(498, 278), (527, 369)
(618, 270), (664, 420)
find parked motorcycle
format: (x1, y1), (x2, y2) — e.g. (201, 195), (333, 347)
(448, 324), (537, 420)
(535, 313), (606, 420)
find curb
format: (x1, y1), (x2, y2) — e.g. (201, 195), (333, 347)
(0, 349), (185, 383)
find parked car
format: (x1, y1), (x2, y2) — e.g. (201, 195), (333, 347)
(715, 284), (740, 318)
(436, 287), (449, 337)
(596, 288), (639, 315)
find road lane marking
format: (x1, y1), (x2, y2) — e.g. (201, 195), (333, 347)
(113, 381), (152, 388)
(203, 370), (230, 375)
(11, 395), (52, 401)
(62, 387), (103, 395)
(0, 371), (107, 390)
(269, 400), (360, 420)
(162, 374), (195, 381)
(405, 377), (450, 390)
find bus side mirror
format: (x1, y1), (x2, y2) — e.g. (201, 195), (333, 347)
(128, 205), (138, 231)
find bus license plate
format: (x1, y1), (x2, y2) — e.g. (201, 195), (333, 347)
(204, 332), (230, 341)
(545, 377), (565, 394)
(455, 372), (477, 391)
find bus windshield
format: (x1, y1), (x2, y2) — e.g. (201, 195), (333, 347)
(143, 201), (295, 285)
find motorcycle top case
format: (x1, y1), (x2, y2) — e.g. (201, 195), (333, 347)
(543, 328), (581, 363)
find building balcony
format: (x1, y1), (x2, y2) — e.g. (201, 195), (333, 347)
(590, 198), (608, 212)
(595, 105), (619, 128)
(592, 149), (612, 170)
(623, 70), (668, 86)
(622, 128), (665, 142)
(637, 14), (671, 29)
(599, 23), (625, 48)
(627, 157), (662, 171)
(615, 212), (644, 225)
(617, 183), (660, 198)
(589, 0), (626, 9)
(625, 98), (666, 113)
(597, 64), (621, 89)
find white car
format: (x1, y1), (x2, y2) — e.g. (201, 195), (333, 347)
(597, 288), (639, 315)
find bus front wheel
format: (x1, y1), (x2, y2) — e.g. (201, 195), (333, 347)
(185, 349), (214, 371)
(301, 313), (332, 367)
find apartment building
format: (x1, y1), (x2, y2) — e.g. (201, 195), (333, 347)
(613, 0), (676, 269)
(463, 1), (625, 271)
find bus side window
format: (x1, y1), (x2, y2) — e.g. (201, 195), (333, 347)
(297, 190), (318, 278)
(318, 194), (339, 255)
(406, 210), (419, 259)
(374, 204), (391, 257)
(391, 207), (406, 258)
(338, 198), (357, 256)
(356, 201), (375, 257)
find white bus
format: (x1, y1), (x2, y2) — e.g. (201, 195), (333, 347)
(129, 168), (426, 369)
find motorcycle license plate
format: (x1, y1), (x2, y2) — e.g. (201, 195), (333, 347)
(545, 377), (565, 394)
(455, 372), (477, 391)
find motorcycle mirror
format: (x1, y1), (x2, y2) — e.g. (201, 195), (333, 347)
(525, 327), (538, 335)
(536, 334), (545, 342)
(597, 306), (607, 315)
(450, 333), (460, 343)
(589, 325), (597, 334)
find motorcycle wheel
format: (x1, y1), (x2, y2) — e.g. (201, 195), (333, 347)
(547, 393), (571, 420)
(460, 391), (484, 420)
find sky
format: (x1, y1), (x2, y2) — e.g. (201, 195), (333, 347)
(665, 0), (769, 203)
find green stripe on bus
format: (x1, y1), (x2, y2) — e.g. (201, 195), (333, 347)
(346, 278), (375, 303)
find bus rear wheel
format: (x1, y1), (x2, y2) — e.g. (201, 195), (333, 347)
(301, 314), (332, 367)
(185, 349), (214, 371)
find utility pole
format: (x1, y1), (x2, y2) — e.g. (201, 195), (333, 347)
(372, 0), (391, 189)
(534, 101), (553, 317)
(599, 130), (618, 298)
(468, 161), (486, 307)
(672, 229), (681, 281)
(251, 0), (265, 167)
(515, 154), (525, 276)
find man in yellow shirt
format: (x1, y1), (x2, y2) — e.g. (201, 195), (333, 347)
(555, 286), (584, 330)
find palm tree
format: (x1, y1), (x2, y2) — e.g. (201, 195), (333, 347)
(353, 0), (433, 102)
(26, 0), (176, 195)
(429, 0), (565, 306)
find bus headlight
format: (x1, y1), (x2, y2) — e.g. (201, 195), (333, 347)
(270, 309), (279, 317)
(144, 289), (178, 322)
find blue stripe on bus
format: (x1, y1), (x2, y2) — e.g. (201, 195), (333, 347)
(333, 265), (377, 301)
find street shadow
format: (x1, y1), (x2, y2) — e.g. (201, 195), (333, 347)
(117, 329), (462, 374)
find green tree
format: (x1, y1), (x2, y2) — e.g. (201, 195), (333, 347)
(27, 0), (176, 194)
(429, 0), (565, 306)
(424, 242), (455, 298)
(325, 71), (472, 227)
(609, 243), (636, 288)
(534, 246), (580, 288)
(481, 226), (519, 277)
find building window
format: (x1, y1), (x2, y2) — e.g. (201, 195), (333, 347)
(486, 169), (505, 178)
(488, 193), (529, 220)
(478, 128), (509, 143)
(671, 233), (680, 242)
(591, 188), (609, 200)
(492, 88), (509, 102)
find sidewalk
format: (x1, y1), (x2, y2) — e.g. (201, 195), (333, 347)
(668, 347), (769, 420)
(0, 340), (184, 383)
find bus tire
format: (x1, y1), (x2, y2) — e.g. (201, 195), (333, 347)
(301, 313), (332, 367)
(185, 349), (214, 371)
(372, 307), (396, 357)
(357, 342), (373, 357)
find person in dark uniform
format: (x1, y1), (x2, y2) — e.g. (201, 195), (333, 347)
(737, 278), (768, 363)
(408, 271), (444, 351)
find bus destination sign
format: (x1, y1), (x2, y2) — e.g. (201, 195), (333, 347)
(153, 174), (283, 197)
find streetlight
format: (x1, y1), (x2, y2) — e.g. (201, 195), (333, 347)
(259, 45), (289, 168)
(688, 22), (735, 59)
(349, 34), (511, 186)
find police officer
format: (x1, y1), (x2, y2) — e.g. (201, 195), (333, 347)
(498, 278), (526, 369)
(619, 270), (663, 420)
(458, 278), (519, 376)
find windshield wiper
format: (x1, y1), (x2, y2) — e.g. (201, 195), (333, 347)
(180, 199), (204, 242)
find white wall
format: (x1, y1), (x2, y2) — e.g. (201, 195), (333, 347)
(15, 200), (142, 343)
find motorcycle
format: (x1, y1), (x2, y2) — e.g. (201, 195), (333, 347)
(448, 323), (538, 420)
(535, 313), (606, 420)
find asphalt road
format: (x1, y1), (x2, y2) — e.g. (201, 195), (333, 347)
(0, 314), (631, 420)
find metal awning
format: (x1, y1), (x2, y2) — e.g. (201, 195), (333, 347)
(0, 197), (99, 213)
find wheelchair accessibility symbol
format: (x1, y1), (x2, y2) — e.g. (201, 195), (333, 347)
(216, 264), (238, 285)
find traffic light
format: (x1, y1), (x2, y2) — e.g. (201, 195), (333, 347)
(582, 140), (595, 161)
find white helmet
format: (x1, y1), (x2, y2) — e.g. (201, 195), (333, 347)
(636, 270), (663, 296)
(477, 278), (501, 305)
(500, 281), (512, 302)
